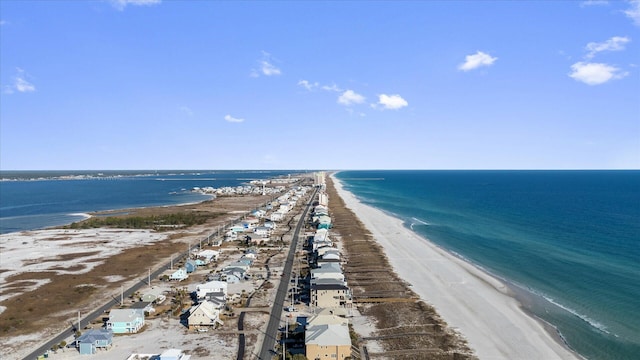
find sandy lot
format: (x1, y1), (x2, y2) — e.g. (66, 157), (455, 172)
(0, 228), (168, 311)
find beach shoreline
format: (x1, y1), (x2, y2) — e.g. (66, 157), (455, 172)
(331, 173), (579, 359)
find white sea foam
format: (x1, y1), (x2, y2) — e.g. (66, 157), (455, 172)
(537, 292), (614, 336)
(69, 212), (91, 219)
(411, 217), (430, 225)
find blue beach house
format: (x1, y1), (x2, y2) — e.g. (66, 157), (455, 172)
(76, 328), (113, 354)
(194, 259), (206, 266)
(185, 259), (198, 273)
(106, 309), (145, 334)
(170, 268), (188, 281)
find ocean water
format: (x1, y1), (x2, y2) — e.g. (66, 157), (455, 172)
(336, 170), (640, 360)
(0, 170), (297, 234)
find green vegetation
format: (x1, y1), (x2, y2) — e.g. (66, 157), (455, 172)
(65, 212), (221, 231)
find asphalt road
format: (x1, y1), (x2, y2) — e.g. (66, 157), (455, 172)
(257, 187), (317, 360)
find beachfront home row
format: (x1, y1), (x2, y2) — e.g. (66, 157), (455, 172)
(307, 213), (353, 309)
(303, 188), (352, 360)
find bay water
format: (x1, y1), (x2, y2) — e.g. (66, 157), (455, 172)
(0, 170), (296, 234)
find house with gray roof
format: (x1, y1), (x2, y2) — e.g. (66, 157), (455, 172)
(305, 323), (352, 360)
(106, 309), (145, 334)
(76, 328), (113, 355)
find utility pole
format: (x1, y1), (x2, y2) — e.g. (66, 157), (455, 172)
(283, 319), (288, 360)
(77, 311), (80, 332)
(148, 268), (151, 288)
(120, 286), (124, 306)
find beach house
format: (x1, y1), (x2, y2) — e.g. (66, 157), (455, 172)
(76, 328), (113, 355)
(263, 220), (277, 230)
(253, 226), (271, 237)
(269, 211), (285, 222)
(243, 249), (258, 260)
(310, 279), (352, 308)
(305, 324), (352, 360)
(188, 300), (223, 330)
(318, 192), (329, 206)
(159, 349), (191, 360)
(195, 280), (227, 300)
(222, 267), (246, 283)
(224, 230), (238, 241)
(106, 309), (145, 333)
(310, 263), (345, 282)
(185, 259), (198, 273)
(170, 268), (188, 281)
(196, 249), (219, 264)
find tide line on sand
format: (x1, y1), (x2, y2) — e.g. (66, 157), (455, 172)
(331, 174), (579, 360)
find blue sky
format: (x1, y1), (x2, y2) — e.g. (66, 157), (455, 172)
(1, 0), (638, 170)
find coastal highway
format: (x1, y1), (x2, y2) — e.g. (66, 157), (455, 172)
(257, 186), (317, 360)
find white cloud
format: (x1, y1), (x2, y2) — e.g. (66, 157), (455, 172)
(298, 80), (318, 91)
(458, 51), (498, 71)
(224, 114), (244, 123)
(5, 68), (36, 94)
(321, 84), (342, 92)
(260, 60), (281, 76)
(15, 77), (36, 92)
(376, 94), (408, 110)
(569, 62), (628, 85)
(0, 20), (7, 26)
(251, 52), (281, 77)
(338, 90), (365, 105)
(110, 0), (161, 10)
(586, 36), (631, 58)
(580, 0), (609, 7)
(625, 0), (640, 26)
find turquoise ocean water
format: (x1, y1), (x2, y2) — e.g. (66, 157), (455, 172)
(336, 170), (639, 360)
(0, 170), (296, 234)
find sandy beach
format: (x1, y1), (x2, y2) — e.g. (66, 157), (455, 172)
(332, 174), (579, 360)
